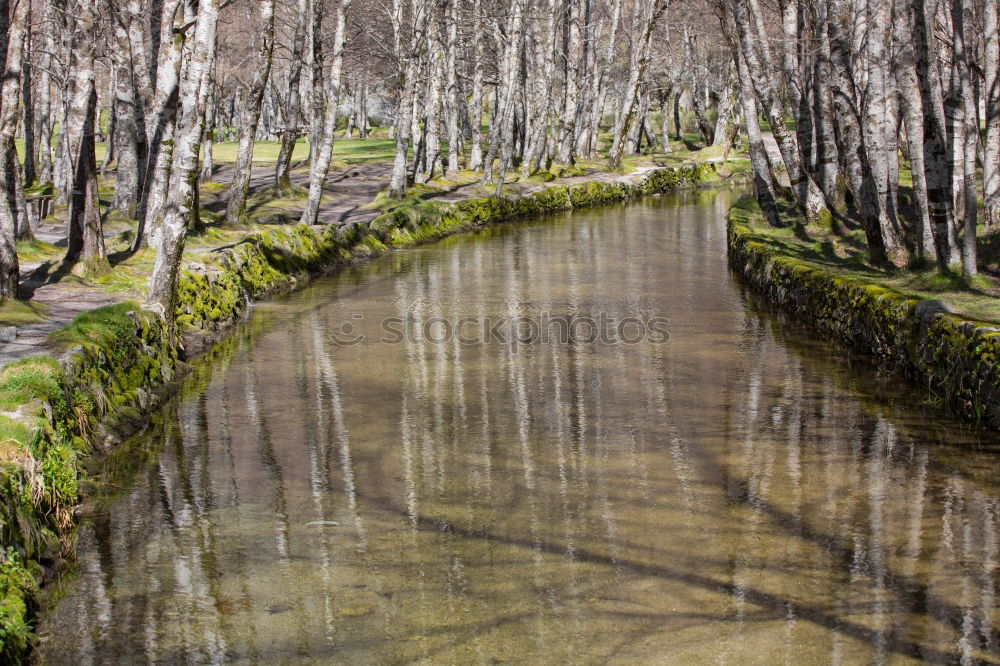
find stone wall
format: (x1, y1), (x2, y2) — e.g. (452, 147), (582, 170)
(728, 214), (1000, 429)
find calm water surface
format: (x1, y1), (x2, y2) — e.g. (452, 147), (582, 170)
(38, 191), (1000, 663)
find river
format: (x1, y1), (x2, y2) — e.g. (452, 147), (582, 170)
(37, 190), (1000, 663)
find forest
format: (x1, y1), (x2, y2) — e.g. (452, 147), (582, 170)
(0, 0), (993, 327)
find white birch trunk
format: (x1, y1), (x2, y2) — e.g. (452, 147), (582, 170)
(952, 0), (977, 276)
(734, 0), (826, 221)
(911, 0), (959, 266)
(468, 0), (485, 171)
(735, 45), (781, 226)
(0, 0), (29, 296)
(481, 0), (526, 192)
(862, 0), (904, 260)
(274, 0), (310, 193)
(134, 0), (184, 250)
(444, 0), (460, 175)
(63, 0), (105, 266)
(146, 0), (221, 323)
(299, 0), (351, 222)
(983, 0), (999, 226)
(224, 0), (275, 225)
(556, 0), (581, 165)
(894, 2), (936, 260)
(607, 0), (669, 169)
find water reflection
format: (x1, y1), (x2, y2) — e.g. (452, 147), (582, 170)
(38, 191), (1000, 664)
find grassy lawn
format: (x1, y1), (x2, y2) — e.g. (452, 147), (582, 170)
(15, 128), (728, 173)
(0, 299), (47, 327)
(15, 137), (398, 167)
(729, 196), (1000, 324)
(208, 137), (397, 164)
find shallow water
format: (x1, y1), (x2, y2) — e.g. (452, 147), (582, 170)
(38, 191), (1000, 664)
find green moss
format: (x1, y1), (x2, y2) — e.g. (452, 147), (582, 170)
(525, 171), (556, 183)
(23, 182), (53, 198)
(551, 165), (587, 178)
(730, 195), (1000, 323)
(0, 300), (47, 328)
(0, 548), (36, 660)
(0, 416), (34, 444)
(198, 180), (227, 196)
(728, 205), (1000, 428)
(15, 239), (60, 263)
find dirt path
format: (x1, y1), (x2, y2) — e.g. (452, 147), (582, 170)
(0, 160), (659, 367)
(204, 161), (391, 226)
(1, 162), (396, 367)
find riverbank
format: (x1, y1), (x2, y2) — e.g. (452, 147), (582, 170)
(37, 187), (995, 664)
(727, 196), (1000, 429)
(0, 162), (721, 658)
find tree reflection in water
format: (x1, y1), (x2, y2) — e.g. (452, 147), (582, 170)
(38, 191), (1000, 664)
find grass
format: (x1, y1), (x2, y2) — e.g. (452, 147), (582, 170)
(730, 195), (1000, 324)
(47, 301), (140, 351)
(17, 137), (398, 168)
(0, 355), (63, 411)
(16, 238), (61, 263)
(238, 186), (329, 223)
(91, 223), (266, 299)
(0, 299), (47, 327)
(208, 137), (395, 165)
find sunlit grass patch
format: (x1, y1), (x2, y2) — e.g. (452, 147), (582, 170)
(15, 238), (60, 263)
(205, 138), (396, 166)
(731, 195), (1000, 324)
(0, 356), (63, 412)
(47, 301), (139, 351)
(0, 299), (47, 328)
(428, 170), (481, 190)
(198, 180), (227, 196)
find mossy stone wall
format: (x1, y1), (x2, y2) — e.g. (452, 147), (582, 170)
(728, 217), (1000, 427)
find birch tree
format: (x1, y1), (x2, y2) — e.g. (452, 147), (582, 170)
(893, 0), (936, 260)
(387, 0), (428, 198)
(556, 0), (582, 165)
(467, 0), (485, 171)
(607, 0), (669, 169)
(224, 0), (276, 225)
(480, 0), (526, 192)
(146, 0), (222, 323)
(64, 0), (106, 269)
(274, 0), (310, 194)
(730, 0), (825, 221)
(299, 0), (351, 224)
(911, 0), (959, 267)
(134, 0), (185, 251)
(721, 5), (780, 226)
(0, 0), (29, 297)
(951, 0), (977, 276)
(444, 0), (460, 174)
(986, 0), (999, 227)
(109, 0), (147, 218)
